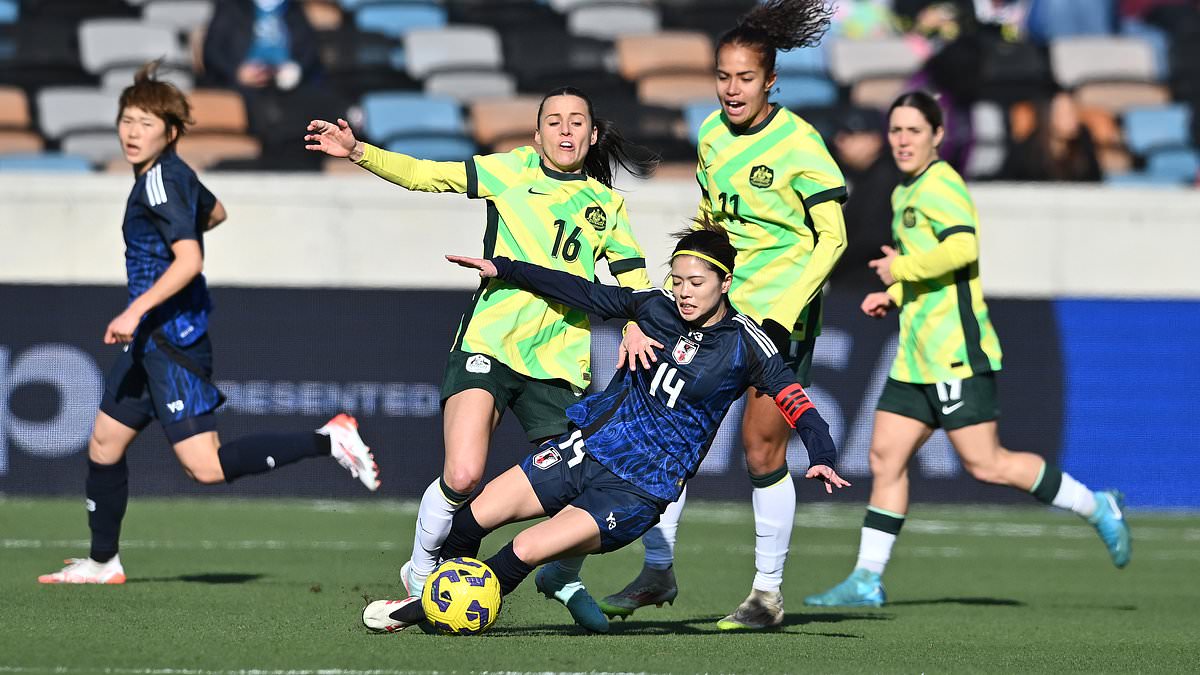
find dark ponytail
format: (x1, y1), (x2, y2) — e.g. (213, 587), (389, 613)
(537, 86), (659, 188)
(672, 215), (737, 277)
(717, 0), (834, 74)
(889, 90), (944, 132)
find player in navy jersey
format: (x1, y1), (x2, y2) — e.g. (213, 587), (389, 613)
(362, 222), (849, 633)
(38, 62), (381, 586)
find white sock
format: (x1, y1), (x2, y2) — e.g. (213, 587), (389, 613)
(855, 527), (897, 575)
(409, 479), (463, 587)
(643, 486), (686, 569)
(751, 475), (795, 593)
(1052, 471), (1097, 518)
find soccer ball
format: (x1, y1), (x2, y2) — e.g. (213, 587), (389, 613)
(421, 557), (502, 635)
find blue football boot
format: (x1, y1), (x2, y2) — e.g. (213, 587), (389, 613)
(534, 564), (610, 633)
(1089, 490), (1132, 568)
(803, 568), (887, 608)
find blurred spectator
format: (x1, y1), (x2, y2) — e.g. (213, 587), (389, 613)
(830, 0), (900, 40)
(1001, 91), (1101, 181)
(202, 0), (340, 170)
(831, 107), (900, 288)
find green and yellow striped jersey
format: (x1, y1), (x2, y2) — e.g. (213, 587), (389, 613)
(355, 144), (650, 389)
(889, 160), (1003, 383)
(695, 106), (847, 339)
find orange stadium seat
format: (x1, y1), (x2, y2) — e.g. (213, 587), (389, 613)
(0, 130), (44, 154)
(0, 85), (31, 129)
(468, 96), (540, 149)
(615, 32), (712, 81)
(176, 133), (261, 170)
(188, 88), (248, 134)
(637, 73), (712, 109)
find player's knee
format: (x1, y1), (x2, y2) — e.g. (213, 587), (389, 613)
(443, 466), (483, 495)
(962, 456), (1004, 485)
(180, 458), (225, 485)
(509, 534), (542, 567)
(87, 430), (123, 464)
(743, 436), (787, 474)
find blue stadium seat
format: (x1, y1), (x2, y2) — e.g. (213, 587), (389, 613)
(355, 2), (446, 40)
(0, 152), (91, 171)
(1146, 147), (1199, 183)
(361, 92), (469, 148)
(384, 136), (476, 161)
(775, 46), (826, 76)
(684, 101), (718, 142)
(1120, 19), (1169, 82)
(773, 75), (837, 109)
(1027, 0), (1115, 44)
(1123, 104), (1191, 155)
(0, 0), (17, 24)
(1103, 171), (1181, 187)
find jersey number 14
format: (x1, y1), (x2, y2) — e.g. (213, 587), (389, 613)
(649, 363), (685, 409)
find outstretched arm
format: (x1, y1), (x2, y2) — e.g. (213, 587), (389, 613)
(304, 118), (469, 193)
(447, 255), (643, 321)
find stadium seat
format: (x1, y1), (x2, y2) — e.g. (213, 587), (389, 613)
(1074, 81), (1170, 114)
(502, 28), (611, 93)
(1103, 171), (1178, 187)
(36, 86), (118, 139)
(302, 0), (343, 32)
(637, 72), (711, 108)
(977, 38), (1055, 104)
(775, 46), (827, 77)
(1119, 19), (1169, 82)
(601, 101), (689, 160)
(61, 131), (124, 164)
(78, 19), (187, 75)
(0, 19), (94, 89)
(973, 101), (1007, 144)
(425, 70), (516, 103)
(100, 64), (194, 91)
(355, 2), (446, 40)
(849, 76), (908, 110)
(176, 133), (260, 170)
(0, 129), (42, 153)
(616, 32), (711, 81)
(22, 0), (137, 22)
(142, 0), (214, 34)
(402, 26), (503, 80)
(1168, 28), (1200, 102)
(189, 88), (248, 133)
(361, 91), (466, 144)
(773, 75), (837, 109)
(446, 0), (564, 33)
(1026, 0), (1115, 44)
(567, 3), (660, 40)
(0, 84), (29, 127)
(965, 102), (1007, 179)
(659, 0), (757, 40)
(317, 28), (415, 98)
(1145, 148), (1199, 183)
(1050, 36), (1158, 90)
(384, 135), (476, 161)
(1122, 104), (1191, 156)
(828, 37), (922, 85)
(965, 143), (1006, 180)
(0, 151), (91, 171)
(0, 0), (16, 24)
(468, 96), (540, 148)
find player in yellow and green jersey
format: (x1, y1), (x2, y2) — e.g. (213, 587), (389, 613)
(804, 91), (1132, 610)
(597, 0), (848, 630)
(304, 88), (658, 633)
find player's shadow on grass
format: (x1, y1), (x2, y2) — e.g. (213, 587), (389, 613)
(128, 573), (264, 585)
(492, 612), (891, 637)
(887, 597), (1024, 607)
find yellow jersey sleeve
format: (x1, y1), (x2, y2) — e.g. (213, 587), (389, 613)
(764, 199), (847, 328)
(355, 142), (469, 193)
(603, 199), (652, 289)
(466, 146), (541, 199)
(890, 229), (978, 282)
(694, 158), (713, 224)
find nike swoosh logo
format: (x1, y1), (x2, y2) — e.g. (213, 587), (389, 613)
(941, 402), (965, 415)
(528, 188), (549, 195)
(1105, 493), (1124, 520)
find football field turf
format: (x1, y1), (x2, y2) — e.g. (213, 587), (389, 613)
(2, 497), (1197, 674)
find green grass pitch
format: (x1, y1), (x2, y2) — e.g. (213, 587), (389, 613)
(2, 497), (1197, 674)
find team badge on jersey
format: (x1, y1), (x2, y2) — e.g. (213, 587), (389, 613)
(749, 165), (774, 189)
(902, 207), (917, 228)
(532, 446), (561, 470)
(466, 354), (492, 374)
(584, 206), (607, 231)
(671, 336), (699, 365)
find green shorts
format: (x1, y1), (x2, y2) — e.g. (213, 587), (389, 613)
(781, 331), (817, 387)
(876, 373), (1000, 430)
(441, 350), (580, 441)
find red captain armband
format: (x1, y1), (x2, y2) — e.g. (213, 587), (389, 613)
(774, 383), (815, 427)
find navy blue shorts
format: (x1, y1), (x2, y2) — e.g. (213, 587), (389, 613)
(100, 331), (225, 443)
(520, 429), (669, 553)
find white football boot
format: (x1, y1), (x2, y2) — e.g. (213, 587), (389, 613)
(362, 597), (422, 633)
(38, 554), (126, 584)
(318, 413), (381, 491)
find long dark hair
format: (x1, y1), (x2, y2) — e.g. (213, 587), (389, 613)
(717, 0), (834, 74)
(888, 90), (945, 133)
(536, 86), (658, 188)
(672, 216), (736, 277)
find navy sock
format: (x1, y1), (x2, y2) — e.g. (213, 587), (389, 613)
(217, 433), (330, 482)
(87, 458), (128, 563)
(441, 504), (490, 561)
(484, 542), (536, 597)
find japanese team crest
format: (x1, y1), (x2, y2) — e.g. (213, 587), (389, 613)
(532, 446), (562, 470)
(902, 207), (917, 228)
(671, 336), (699, 365)
(584, 206), (607, 231)
(749, 165), (774, 189)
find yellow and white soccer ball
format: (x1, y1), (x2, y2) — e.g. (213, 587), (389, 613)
(421, 557), (502, 635)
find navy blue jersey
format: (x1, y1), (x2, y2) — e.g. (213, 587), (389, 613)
(492, 257), (836, 502)
(123, 149), (216, 346)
